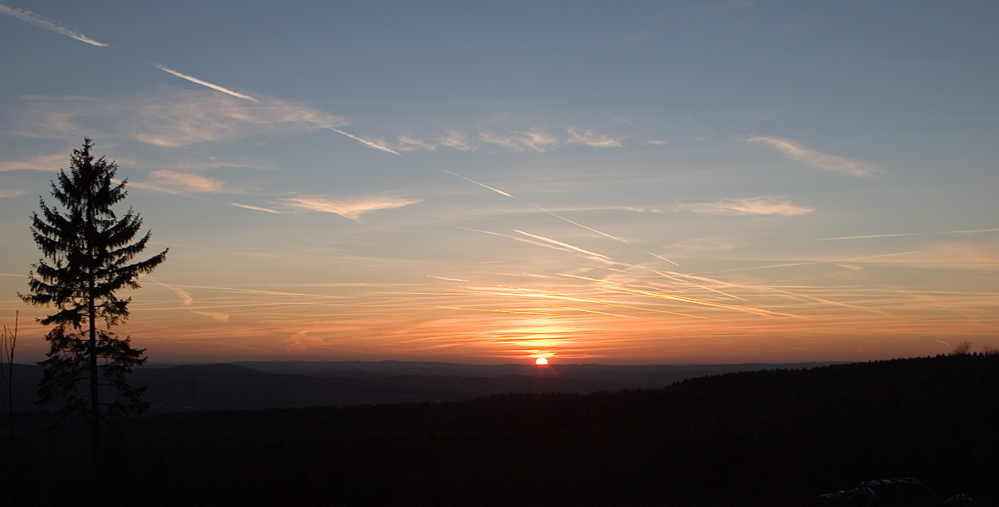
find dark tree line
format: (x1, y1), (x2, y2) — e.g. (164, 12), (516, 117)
(7, 354), (996, 506)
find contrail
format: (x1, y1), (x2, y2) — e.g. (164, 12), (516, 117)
(154, 64), (259, 102)
(0, 4), (109, 47)
(456, 195), (871, 318)
(428, 275), (470, 283)
(468, 285), (712, 320)
(439, 168), (512, 196)
(821, 227), (999, 241)
(557, 272), (797, 319)
(439, 168), (679, 265)
(227, 202), (281, 214)
(514, 230), (614, 262)
(151, 63), (398, 155)
(327, 127), (401, 155)
(150, 279), (194, 306)
(704, 251), (921, 274)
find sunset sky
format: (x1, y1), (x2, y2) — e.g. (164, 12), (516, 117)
(2, 1), (998, 364)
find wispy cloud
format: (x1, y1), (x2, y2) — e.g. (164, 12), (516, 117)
(478, 131), (525, 152)
(153, 64), (258, 102)
(438, 130), (476, 151)
(0, 4), (108, 47)
(397, 136), (440, 152)
(15, 90), (351, 147)
(633, 196), (814, 216)
(153, 64), (395, 154)
(519, 128), (559, 152)
(476, 128), (559, 153)
(145, 170), (226, 193)
(566, 127), (624, 148)
(0, 152), (66, 172)
(744, 135), (881, 177)
(283, 195), (421, 219)
(0, 188), (25, 198)
(383, 126), (623, 153)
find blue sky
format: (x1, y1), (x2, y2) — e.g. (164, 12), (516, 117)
(2, 0), (998, 364)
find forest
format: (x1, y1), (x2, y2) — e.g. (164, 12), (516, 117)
(3, 353), (997, 506)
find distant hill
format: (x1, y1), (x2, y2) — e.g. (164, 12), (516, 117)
(4, 354), (996, 506)
(2, 359), (840, 413)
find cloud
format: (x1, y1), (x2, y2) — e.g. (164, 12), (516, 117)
(479, 131), (527, 152)
(744, 135), (880, 177)
(634, 196), (814, 216)
(379, 126), (622, 153)
(0, 188), (26, 198)
(397, 136), (440, 152)
(283, 195), (421, 220)
(477, 128), (558, 152)
(438, 130), (476, 151)
(566, 127), (624, 147)
(152, 64), (393, 154)
(16, 90), (351, 147)
(0, 152), (66, 172)
(0, 4), (109, 47)
(144, 170), (226, 193)
(518, 128), (559, 152)
(154, 64), (258, 102)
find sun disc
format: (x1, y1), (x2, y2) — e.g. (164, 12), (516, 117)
(535, 357), (549, 365)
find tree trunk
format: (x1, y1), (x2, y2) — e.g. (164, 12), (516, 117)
(88, 268), (100, 506)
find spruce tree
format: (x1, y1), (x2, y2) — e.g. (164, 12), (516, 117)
(20, 138), (167, 457)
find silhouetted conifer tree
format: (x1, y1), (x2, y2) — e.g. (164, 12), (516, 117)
(20, 138), (167, 466)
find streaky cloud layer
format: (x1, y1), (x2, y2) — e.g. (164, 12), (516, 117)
(0, 3), (108, 47)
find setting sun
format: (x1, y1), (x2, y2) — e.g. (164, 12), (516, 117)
(535, 357), (549, 365)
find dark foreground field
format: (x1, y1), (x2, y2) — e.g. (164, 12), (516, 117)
(3, 354), (997, 506)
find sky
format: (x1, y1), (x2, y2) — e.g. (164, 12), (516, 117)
(1, 0), (998, 365)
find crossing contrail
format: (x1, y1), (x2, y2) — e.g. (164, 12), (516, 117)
(439, 168), (679, 265)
